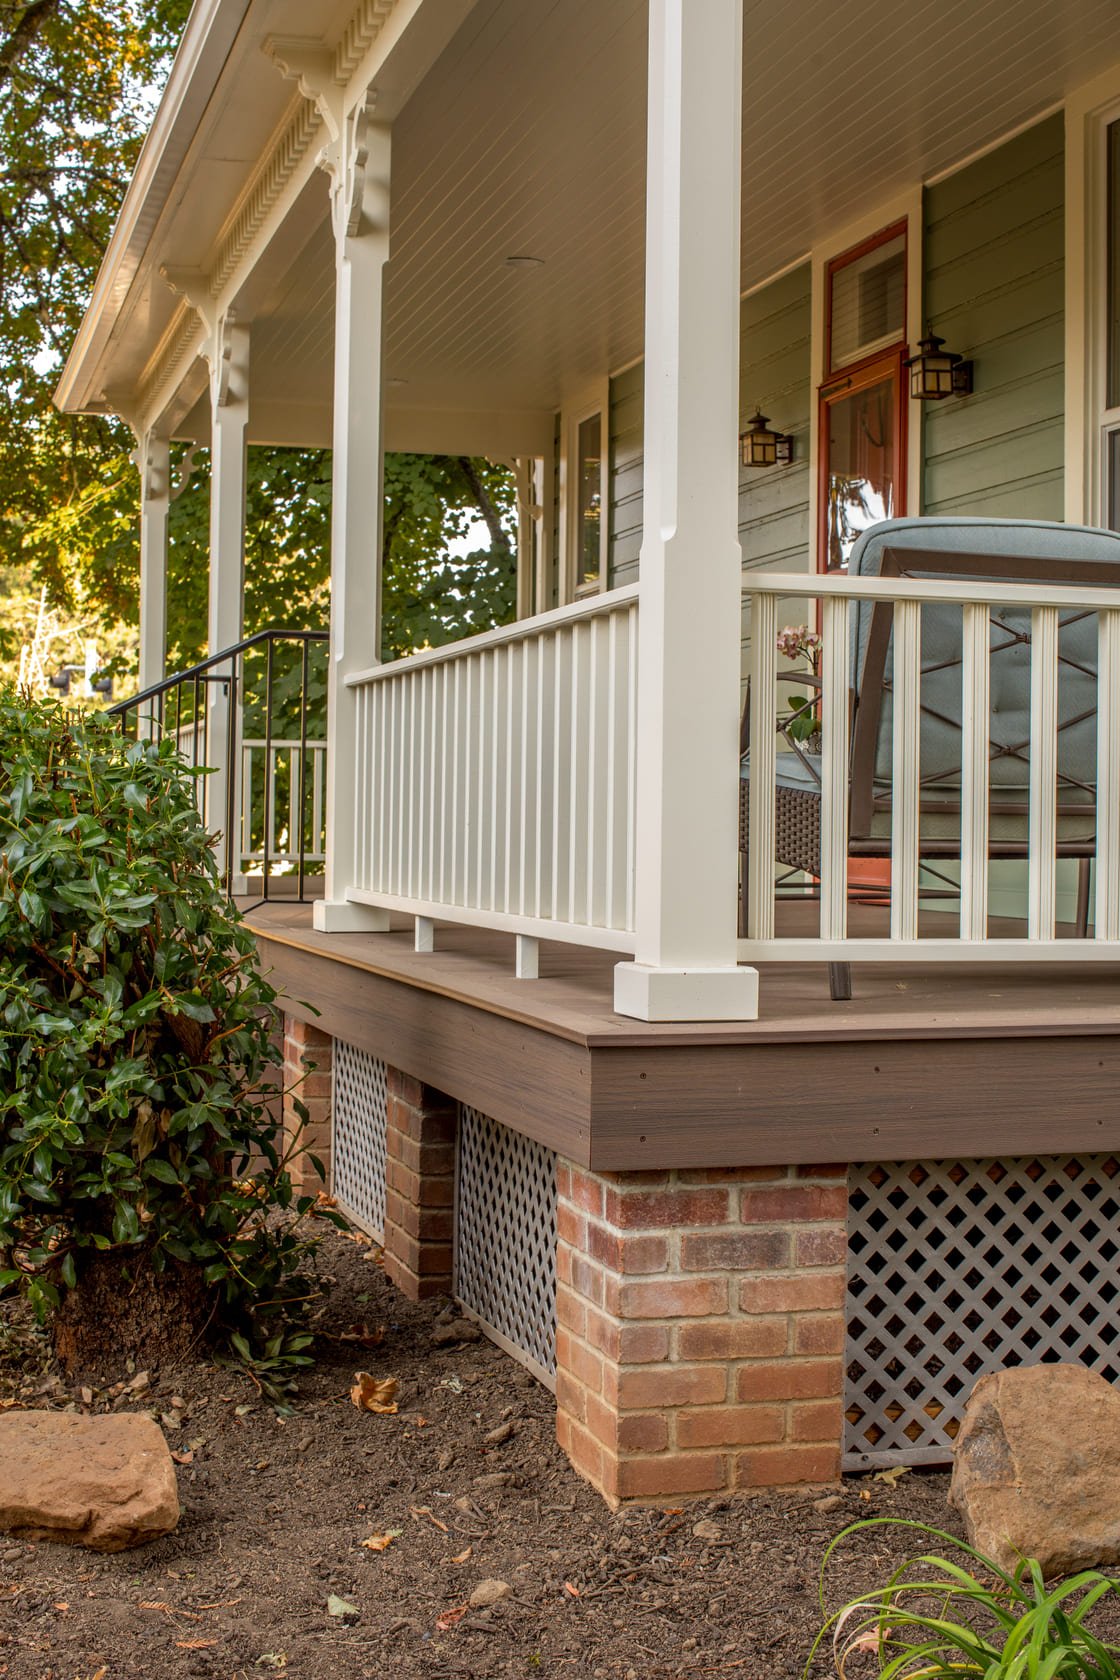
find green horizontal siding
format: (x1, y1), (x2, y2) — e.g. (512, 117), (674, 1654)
(921, 112), (1065, 520)
(608, 362), (644, 588)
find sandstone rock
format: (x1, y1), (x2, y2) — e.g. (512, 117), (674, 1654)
(950, 1363), (1120, 1577)
(0, 1411), (179, 1551)
(469, 1579), (512, 1608)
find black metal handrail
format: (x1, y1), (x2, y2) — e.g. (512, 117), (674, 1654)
(110, 628), (329, 906)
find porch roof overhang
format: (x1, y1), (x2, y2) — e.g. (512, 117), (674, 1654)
(58, 0), (1120, 449)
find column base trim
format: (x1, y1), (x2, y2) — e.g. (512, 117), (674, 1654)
(613, 962), (759, 1022)
(313, 899), (391, 933)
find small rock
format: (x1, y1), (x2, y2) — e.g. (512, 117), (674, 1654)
(483, 1421), (515, 1446)
(437, 1449), (455, 1472)
(951, 1363), (1120, 1577)
(0, 1412), (179, 1552)
(813, 1495), (844, 1514)
(431, 1318), (481, 1348)
(691, 1519), (722, 1542)
(2, 1546), (22, 1563)
(473, 1472), (514, 1489)
(468, 1579), (511, 1608)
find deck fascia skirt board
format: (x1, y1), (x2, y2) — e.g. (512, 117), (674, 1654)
(250, 906), (1120, 1173)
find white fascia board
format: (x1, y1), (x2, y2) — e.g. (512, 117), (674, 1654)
(55, 0), (253, 417)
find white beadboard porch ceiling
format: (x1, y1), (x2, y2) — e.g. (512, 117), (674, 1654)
(68, 0), (1120, 441)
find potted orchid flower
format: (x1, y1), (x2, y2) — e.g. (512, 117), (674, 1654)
(775, 624), (823, 752)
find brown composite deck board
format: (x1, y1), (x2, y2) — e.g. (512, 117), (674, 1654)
(250, 903), (1120, 1170)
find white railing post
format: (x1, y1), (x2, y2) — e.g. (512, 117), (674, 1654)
(819, 596), (852, 942)
(890, 598), (922, 942)
(746, 591), (776, 941)
(1028, 605), (1059, 940)
(313, 93), (392, 935)
(1097, 609), (1120, 939)
(960, 602), (991, 940)
(612, 0), (757, 1022)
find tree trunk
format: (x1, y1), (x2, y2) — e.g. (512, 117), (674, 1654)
(52, 1250), (216, 1379)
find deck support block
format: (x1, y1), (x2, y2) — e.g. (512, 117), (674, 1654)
(515, 935), (539, 980)
(313, 899), (391, 933)
(613, 961), (758, 1023)
(415, 916), (435, 953)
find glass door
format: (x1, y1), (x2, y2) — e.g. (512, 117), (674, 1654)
(818, 351), (906, 572)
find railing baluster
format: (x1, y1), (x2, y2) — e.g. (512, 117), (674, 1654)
(1028, 605), (1059, 940)
(746, 590), (777, 941)
(297, 638), (309, 901)
(1097, 609), (1120, 940)
(819, 594), (851, 942)
(890, 598), (922, 942)
(960, 601), (990, 941)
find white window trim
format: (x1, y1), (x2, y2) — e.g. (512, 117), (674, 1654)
(807, 187), (923, 574)
(1065, 65), (1120, 525)
(557, 380), (609, 605)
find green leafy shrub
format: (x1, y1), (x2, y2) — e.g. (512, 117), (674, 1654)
(0, 696), (329, 1373)
(809, 1518), (1120, 1678)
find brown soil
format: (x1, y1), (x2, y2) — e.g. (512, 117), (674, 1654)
(0, 1223), (1040, 1680)
(52, 1251), (215, 1378)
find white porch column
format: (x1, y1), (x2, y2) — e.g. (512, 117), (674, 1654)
(135, 432), (170, 694)
(613, 0), (758, 1022)
(204, 315), (250, 847)
(314, 93), (392, 933)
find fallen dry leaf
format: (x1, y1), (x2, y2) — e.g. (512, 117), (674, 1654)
(175, 1641), (218, 1650)
(449, 1547), (473, 1564)
(350, 1371), (399, 1414)
(435, 1603), (469, 1631)
(360, 1529), (403, 1552)
(858, 1489), (873, 1502)
(873, 1465), (911, 1488)
(340, 1322), (386, 1349)
(563, 1582), (581, 1598)
(410, 1505), (448, 1533)
(171, 1450), (194, 1466)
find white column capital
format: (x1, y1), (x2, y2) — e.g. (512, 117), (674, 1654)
(130, 429), (170, 504)
(318, 90), (390, 247)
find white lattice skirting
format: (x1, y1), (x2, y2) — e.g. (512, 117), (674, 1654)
(846, 1154), (1120, 1468)
(454, 1106), (557, 1384)
(332, 1041), (388, 1240)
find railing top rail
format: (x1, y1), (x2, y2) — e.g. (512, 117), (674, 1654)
(743, 570), (1120, 612)
(107, 627), (329, 716)
(345, 583), (640, 689)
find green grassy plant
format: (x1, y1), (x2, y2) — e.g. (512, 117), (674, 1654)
(808, 1519), (1120, 1679)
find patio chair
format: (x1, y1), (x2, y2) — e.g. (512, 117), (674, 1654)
(739, 515), (1120, 999)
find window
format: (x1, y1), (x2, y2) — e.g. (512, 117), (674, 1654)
(1102, 118), (1120, 527)
(561, 388), (608, 601)
(819, 222), (908, 570)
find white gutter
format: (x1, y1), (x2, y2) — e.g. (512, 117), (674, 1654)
(55, 0), (253, 415)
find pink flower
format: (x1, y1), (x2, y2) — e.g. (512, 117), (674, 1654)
(776, 624), (822, 663)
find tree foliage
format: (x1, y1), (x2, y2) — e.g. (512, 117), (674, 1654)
(0, 696), (327, 1373)
(0, 0), (191, 589)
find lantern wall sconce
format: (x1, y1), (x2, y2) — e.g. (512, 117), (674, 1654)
(904, 328), (973, 400)
(740, 407), (794, 467)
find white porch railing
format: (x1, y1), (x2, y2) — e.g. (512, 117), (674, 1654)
(239, 737), (327, 868)
(343, 587), (640, 951)
(741, 571), (1120, 963)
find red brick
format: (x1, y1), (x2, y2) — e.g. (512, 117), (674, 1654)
(617, 1323), (671, 1364)
(560, 1335), (604, 1397)
(676, 1405), (784, 1449)
(604, 1188), (730, 1231)
(556, 1202), (586, 1247)
(794, 1315), (845, 1356)
(556, 1243), (574, 1286)
(587, 1225), (670, 1275)
(614, 1453), (727, 1500)
(556, 1283), (587, 1337)
(790, 1399), (844, 1442)
(677, 1318), (788, 1361)
(738, 1272), (845, 1314)
(680, 1230), (789, 1272)
(559, 1416), (605, 1488)
(610, 1276), (728, 1320)
(796, 1228), (848, 1268)
(584, 1305), (621, 1361)
(733, 1443), (840, 1489)
(676, 1167), (787, 1184)
(600, 1171), (671, 1189)
(386, 1068), (425, 1109)
(556, 1370), (587, 1425)
(616, 1365), (726, 1409)
(739, 1185), (848, 1224)
(564, 1166), (606, 1218)
(571, 1254), (605, 1307)
(616, 1411), (669, 1453)
(296, 1071), (332, 1099)
(735, 1360), (843, 1403)
(795, 1164), (847, 1180)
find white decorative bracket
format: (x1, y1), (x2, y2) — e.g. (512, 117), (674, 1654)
(129, 428), (170, 502)
(265, 36), (387, 247)
(159, 267), (249, 410)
